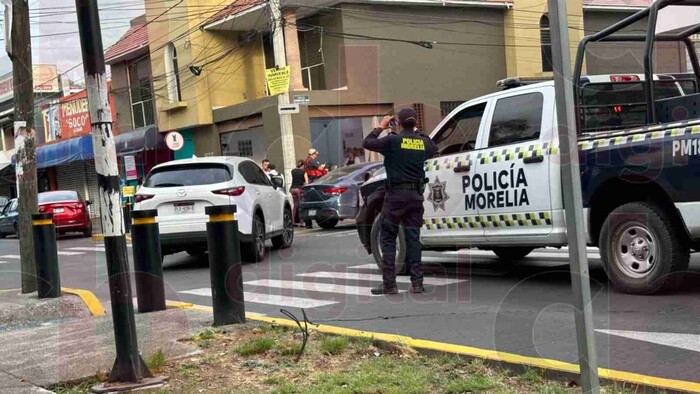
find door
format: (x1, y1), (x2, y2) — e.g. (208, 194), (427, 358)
(421, 100), (491, 246)
(239, 161), (280, 232)
(0, 201), (11, 233)
(477, 88), (555, 242)
(1, 199), (18, 233)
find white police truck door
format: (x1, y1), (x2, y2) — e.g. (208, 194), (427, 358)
(476, 86), (555, 242)
(421, 100), (491, 247)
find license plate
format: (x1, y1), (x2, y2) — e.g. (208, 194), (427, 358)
(308, 210), (316, 216)
(174, 203), (195, 214)
(54, 208), (64, 213)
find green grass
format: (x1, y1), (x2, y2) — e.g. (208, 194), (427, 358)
(145, 349), (166, 372)
(444, 375), (496, 393)
(522, 366), (544, 383)
(193, 328), (217, 341)
(538, 381), (571, 394)
(236, 338), (276, 356)
(320, 336), (349, 356)
(50, 377), (101, 394)
(349, 335), (375, 349)
(277, 340), (303, 356)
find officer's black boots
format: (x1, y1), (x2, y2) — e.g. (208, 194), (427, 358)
(371, 284), (398, 295)
(410, 280), (425, 294)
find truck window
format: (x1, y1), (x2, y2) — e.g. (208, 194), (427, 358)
(579, 80), (695, 132)
(432, 103), (486, 156)
(488, 92), (544, 147)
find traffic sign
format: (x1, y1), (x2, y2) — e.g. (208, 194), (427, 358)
(165, 131), (185, 151)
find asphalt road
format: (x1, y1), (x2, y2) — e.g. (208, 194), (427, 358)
(1, 224), (699, 385)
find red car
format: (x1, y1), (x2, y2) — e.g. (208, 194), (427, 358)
(38, 191), (93, 237)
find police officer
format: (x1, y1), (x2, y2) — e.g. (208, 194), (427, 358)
(363, 108), (437, 294)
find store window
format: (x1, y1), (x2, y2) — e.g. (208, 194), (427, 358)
(220, 127), (266, 164)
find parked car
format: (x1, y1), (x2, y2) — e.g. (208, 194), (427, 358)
(0, 196), (9, 211)
(0, 199), (18, 238)
(134, 157), (293, 263)
(38, 191), (93, 237)
(300, 162), (383, 229)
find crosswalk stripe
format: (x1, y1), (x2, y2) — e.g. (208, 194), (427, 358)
(245, 279), (401, 297)
(443, 250), (601, 260)
(58, 251), (85, 256)
(0, 261), (10, 265)
(179, 288), (338, 309)
(350, 263), (380, 271)
(297, 272), (465, 286)
(67, 247), (105, 252)
(0, 255), (20, 259)
(315, 230), (356, 238)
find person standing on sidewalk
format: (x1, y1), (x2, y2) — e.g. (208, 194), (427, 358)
(362, 109), (437, 294)
(290, 159), (308, 227)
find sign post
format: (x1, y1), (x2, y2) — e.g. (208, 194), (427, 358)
(547, 0), (600, 392)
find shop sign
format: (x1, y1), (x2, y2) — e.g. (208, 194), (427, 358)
(293, 95), (310, 105)
(165, 131), (185, 151)
(124, 155), (138, 181)
(265, 66), (291, 96)
(0, 64), (60, 103)
(54, 88), (117, 139)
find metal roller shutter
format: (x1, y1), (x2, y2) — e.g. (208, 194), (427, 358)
(56, 160), (101, 221)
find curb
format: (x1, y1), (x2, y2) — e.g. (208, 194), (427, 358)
(62, 288), (106, 316)
(169, 301), (700, 393)
(92, 234), (131, 242)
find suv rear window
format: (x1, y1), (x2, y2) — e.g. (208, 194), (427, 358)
(144, 163), (232, 187)
(39, 191), (79, 203)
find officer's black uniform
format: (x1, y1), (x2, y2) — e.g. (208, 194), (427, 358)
(362, 109), (437, 294)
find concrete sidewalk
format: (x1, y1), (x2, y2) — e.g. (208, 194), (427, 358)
(0, 307), (212, 391)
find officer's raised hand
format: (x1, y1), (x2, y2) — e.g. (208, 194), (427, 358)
(380, 115), (395, 130)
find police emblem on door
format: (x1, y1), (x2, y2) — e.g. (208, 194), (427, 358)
(428, 176), (449, 211)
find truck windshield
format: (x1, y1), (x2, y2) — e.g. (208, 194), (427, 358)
(580, 80), (696, 132)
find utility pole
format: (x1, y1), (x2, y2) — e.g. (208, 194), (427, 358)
(75, 0), (161, 388)
(6, 0), (38, 294)
(270, 0), (296, 184)
(547, 0), (600, 392)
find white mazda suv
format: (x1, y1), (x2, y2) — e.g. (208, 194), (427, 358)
(134, 156), (293, 262)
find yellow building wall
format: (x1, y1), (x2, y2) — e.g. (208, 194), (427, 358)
(145, 0), (267, 132)
(504, 0), (585, 78)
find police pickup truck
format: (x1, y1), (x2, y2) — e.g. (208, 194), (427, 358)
(357, 72), (700, 295)
(356, 0), (700, 295)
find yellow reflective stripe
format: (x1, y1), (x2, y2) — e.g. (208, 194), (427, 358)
(33, 219), (52, 226)
(132, 217), (156, 225)
(210, 213), (235, 223)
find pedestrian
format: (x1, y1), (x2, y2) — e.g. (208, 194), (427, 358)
(262, 159), (271, 176)
(290, 159), (308, 227)
(362, 108), (437, 294)
(304, 149), (327, 182)
(344, 149), (364, 166)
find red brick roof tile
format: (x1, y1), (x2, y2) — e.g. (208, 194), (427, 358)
(205, 0), (264, 27)
(105, 22), (149, 63)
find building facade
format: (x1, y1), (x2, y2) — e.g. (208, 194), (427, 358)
(143, 0), (678, 171)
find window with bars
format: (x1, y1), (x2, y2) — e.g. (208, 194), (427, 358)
(540, 15), (553, 73)
(128, 58), (155, 129)
(238, 140), (254, 157)
(412, 103), (425, 131)
(441, 101), (463, 118)
(299, 28), (326, 90)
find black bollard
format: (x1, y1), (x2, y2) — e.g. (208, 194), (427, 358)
(131, 209), (166, 313)
(32, 213), (61, 299)
(205, 205), (246, 326)
(123, 203), (132, 233)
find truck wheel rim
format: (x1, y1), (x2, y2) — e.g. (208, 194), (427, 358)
(612, 223), (657, 279)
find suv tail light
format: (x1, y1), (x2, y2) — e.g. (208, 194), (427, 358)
(213, 186), (245, 197)
(323, 187), (348, 196)
(135, 194), (155, 203)
(610, 75), (640, 83)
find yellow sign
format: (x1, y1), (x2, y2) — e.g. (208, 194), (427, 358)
(122, 186), (136, 197)
(265, 66), (291, 96)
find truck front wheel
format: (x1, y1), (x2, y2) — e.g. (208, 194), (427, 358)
(371, 214), (407, 275)
(600, 202), (688, 295)
(493, 247), (534, 261)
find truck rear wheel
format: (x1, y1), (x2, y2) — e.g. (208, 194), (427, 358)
(600, 202), (688, 295)
(371, 214), (407, 275)
(493, 247), (534, 261)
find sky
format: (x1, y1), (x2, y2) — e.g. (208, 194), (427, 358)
(0, 0), (146, 81)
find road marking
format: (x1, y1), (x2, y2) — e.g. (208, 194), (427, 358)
(597, 329), (700, 353)
(297, 272), (465, 286)
(245, 279), (402, 297)
(443, 249), (601, 260)
(314, 230), (356, 238)
(0, 261), (10, 265)
(179, 288), (338, 309)
(58, 251), (85, 256)
(350, 263), (380, 271)
(0, 255), (20, 259)
(66, 247), (106, 252)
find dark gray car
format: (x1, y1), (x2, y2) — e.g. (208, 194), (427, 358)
(300, 162), (383, 229)
(0, 199), (18, 238)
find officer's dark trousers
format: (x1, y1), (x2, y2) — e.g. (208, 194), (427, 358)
(380, 190), (424, 286)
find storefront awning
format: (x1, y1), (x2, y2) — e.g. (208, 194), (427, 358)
(114, 125), (164, 156)
(11, 135), (94, 170)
